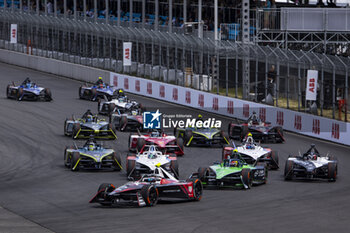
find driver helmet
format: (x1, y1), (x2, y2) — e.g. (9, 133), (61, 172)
(229, 160), (238, 167)
(151, 131), (160, 137)
(98, 76), (103, 81)
(86, 115), (93, 122)
(198, 114), (202, 119)
(131, 110), (138, 116)
(88, 143), (95, 151)
(148, 151), (157, 159)
(230, 149), (239, 159)
(26, 83), (31, 89)
(118, 89), (125, 97)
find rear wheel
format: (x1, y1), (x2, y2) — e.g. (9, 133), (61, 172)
(136, 138), (146, 152)
(141, 185), (158, 207)
(97, 183), (115, 206)
(170, 160), (179, 179)
(176, 138), (184, 154)
(198, 167), (209, 182)
(44, 88), (52, 101)
(184, 129), (193, 146)
(108, 103), (116, 114)
(119, 116), (128, 131)
(257, 162), (268, 184)
(284, 160), (294, 180)
(126, 159), (136, 177)
(79, 86), (83, 99)
(72, 123), (81, 139)
(90, 88), (97, 101)
(270, 151), (279, 170)
(112, 152), (122, 171)
(188, 178), (203, 201)
(16, 87), (23, 101)
(241, 168), (252, 189)
(328, 162), (337, 182)
(6, 85), (12, 98)
(70, 152), (80, 171)
(64, 146), (74, 167)
(276, 127), (284, 142)
(240, 126), (249, 141)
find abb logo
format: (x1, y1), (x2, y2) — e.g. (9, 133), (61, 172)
(185, 91), (191, 104)
(276, 111), (284, 126)
(159, 85), (165, 98)
(294, 115), (302, 130)
(172, 88), (178, 101)
(125, 48), (130, 59)
(124, 78), (129, 90)
(12, 29), (16, 39)
(227, 100), (234, 115)
(147, 82), (152, 95)
(198, 94), (204, 107)
(259, 108), (266, 122)
(331, 123), (340, 139)
(135, 80), (140, 92)
(212, 97), (218, 111)
(113, 75), (118, 87)
(308, 78), (316, 94)
(312, 119), (320, 135)
(243, 104), (249, 118)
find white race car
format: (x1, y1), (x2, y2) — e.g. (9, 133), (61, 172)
(98, 93), (144, 115)
(222, 134), (279, 169)
(126, 145), (179, 179)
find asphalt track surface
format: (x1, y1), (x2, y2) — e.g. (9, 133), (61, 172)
(0, 62), (349, 233)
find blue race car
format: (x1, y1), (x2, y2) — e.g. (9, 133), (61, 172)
(79, 77), (118, 101)
(6, 78), (52, 101)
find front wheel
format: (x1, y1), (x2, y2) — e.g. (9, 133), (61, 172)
(241, 168), (252, 189)
(112, 152), (122, 171)
(284, 160), (294, 180)
(44, 88), (52, 101)
(188, 178), (203, 201)
(70, 152), (80, 171)
(141, 185), (158, 207)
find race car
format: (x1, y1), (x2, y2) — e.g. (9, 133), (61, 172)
(196, 149), (267, 189)
(89, 166), (202, 207)
(228, 111), (285, 143)
(174, 127), (229, 147)
(79, 77), (118, 101)
(98, 93), (144, 115)
(222, 133), (279, 169)
(284, 144), (337, 181)
(64, 137), (122, 171)
(129, 130), (184, 156)
(6, 78), (52, 101)
(109, 106), (144, 132)
(126, 145), (179, 179)
(64, 110), (117, 139)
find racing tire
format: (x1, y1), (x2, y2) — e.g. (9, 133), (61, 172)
(241, 168), (252, 189)
(257, 162), (268, 184)
(79, 86), (83, 99)
(136, 138), (146, 152)
(240, 126), (249, 141)
(184, 129), (193, 146)
(276, 126), (284, 143)
(188, 178), (203, 201)
(170, 160), (179, 179)
(140, 185), (158, 207)
(90, 88), (97, 101)
(16, 87), (23, 101)
(126, 159), (136, 177)
(6, 85), (12, 99)
(176, 138), (184, 155)
(64, 146), (74, 167)
(44, 88), (52, 101)
(97, 183), (115, 206)
(328, 155), (338, 162)
(108, 103), (116, 114)
(72, 123), (81, 139)
(222, 144), (231, 161)
(119, 116), (128, 131)
(70, 152), (80, 171)
(284, 160), (294, 180)
(328, 162), (337, 182)
(220, 131), (230, 144)
(112, 152), (122, 171)
(198, 167), (209, 182)
(270, 151), (279, 170)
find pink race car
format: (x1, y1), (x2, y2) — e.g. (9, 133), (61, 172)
(128, 130), (184, 156)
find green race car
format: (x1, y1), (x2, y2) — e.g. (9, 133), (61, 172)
(174, 127), (229, 147)
(196, 152), (267, 189)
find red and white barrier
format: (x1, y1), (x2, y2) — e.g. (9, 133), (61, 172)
(110, 72), (349, 146)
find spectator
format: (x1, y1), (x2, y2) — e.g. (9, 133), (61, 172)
(316, 0), (325, 7)
(327, 0), (336, 7)
(270, 0), (276, 29)
(263, 0), (271, 29)
(267, 65), (276, 96)
(47, 0), (53, 14)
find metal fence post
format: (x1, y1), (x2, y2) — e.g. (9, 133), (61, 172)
(155, 0), (159, 31)
(129, 0), (133, 27)
(117, 0), (121, 26)
(226, 49), (228, 96)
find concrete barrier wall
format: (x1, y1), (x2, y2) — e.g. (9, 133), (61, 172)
(0, 49), (109, 83)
